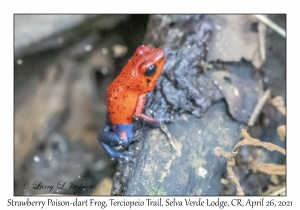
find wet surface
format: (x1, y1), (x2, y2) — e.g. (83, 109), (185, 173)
(112, 15), (286, 196)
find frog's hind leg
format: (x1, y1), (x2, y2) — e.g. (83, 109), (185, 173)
(98, 125), (134, 161)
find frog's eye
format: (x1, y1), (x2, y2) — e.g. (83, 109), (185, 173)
(144, 64), (157, 76)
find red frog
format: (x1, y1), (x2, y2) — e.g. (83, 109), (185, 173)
(98, 45), (166, 161)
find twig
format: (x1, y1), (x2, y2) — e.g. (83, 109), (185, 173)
(214, 147), (244, 195)
(254, 15), (286, 38)
(214, 129), (286, 196)
(249, 160), (286, 175)
(214, 147), (232, 159)
(263, 184), (286, 196)
(238, 129), (286, 155)
(248, 89), (271, 126)
(258, 22), (266, 61)
(227, 162), (244, 195)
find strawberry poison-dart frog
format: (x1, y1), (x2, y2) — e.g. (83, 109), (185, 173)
(98, 45), (166, 161)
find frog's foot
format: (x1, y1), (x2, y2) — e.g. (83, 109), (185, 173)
(102, 143), (135, 162)
(146, 119), (161, 128)
(117, 150), (135, 163)
(134, 113), (161, 128)
(98, 131), (134, 162)
(152, 110), (174, 124)
(146, 116), (174, 128)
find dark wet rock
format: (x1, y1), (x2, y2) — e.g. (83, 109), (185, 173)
(112, 15), (246, 195)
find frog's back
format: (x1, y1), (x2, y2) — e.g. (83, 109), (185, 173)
(107, 78), (140, 124)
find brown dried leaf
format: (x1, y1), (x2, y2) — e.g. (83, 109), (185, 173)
(209, 69), (259, 124)
(207, 15), (265, 69)
(271, 96), (286, 116)
(277, 125), (286, 141)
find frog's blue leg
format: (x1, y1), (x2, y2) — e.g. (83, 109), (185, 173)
(98, 124), (134, 161)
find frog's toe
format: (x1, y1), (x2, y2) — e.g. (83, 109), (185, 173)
(119, 152), (135, 162)
(124, 150), (133, 155)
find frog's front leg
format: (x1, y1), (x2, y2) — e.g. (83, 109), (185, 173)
(134, 93), (160, 127)
(98, 124), (134, 161)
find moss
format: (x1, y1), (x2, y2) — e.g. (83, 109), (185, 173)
(150, 186), (167, 196)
